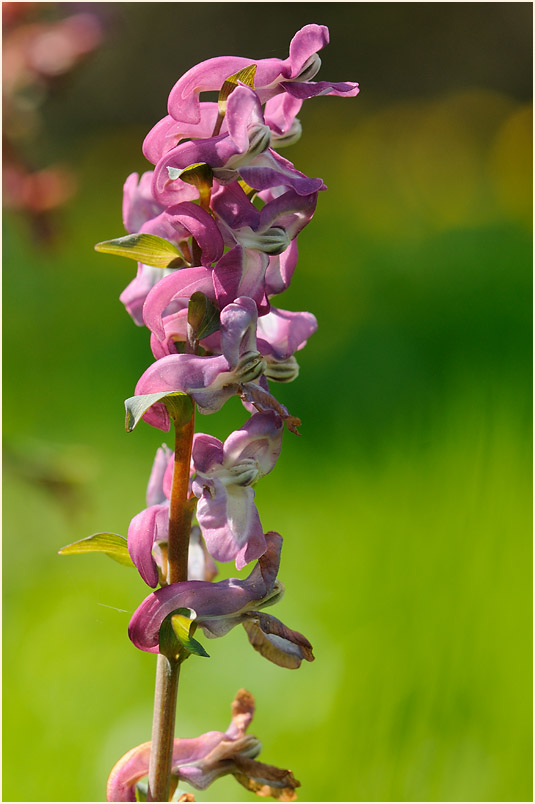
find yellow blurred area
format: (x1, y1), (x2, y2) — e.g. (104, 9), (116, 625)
(338, 89), (531, 239)
(490, 104), (533, 226)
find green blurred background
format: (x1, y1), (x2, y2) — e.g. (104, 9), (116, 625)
(3, 3), (532, 802)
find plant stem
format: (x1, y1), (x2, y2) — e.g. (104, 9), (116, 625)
(147, 655), (181, 802)
(147, 406), (195, 802)
(167, 410), (195, 585)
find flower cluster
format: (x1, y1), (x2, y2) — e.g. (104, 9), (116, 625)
(89, 23), (357, 802)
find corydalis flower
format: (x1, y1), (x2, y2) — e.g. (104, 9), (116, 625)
(192, 411), (283, 569)
(128, 532), (314, 669)
(166, 24), (358, 125)
(135, 296), (265, 429)
(119, 171), (206, 326)
(151, 84), (325, 206)
(106, 690), (300, 801)
(127, 444), (216, 587)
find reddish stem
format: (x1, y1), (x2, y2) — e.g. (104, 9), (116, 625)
(147, 406), (195, 801)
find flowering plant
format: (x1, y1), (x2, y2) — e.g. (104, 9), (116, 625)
(60, 23), (358, 802)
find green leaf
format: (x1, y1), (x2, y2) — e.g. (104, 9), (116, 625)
(159, 608), (210, 662)
(124, 392), (193, 432)
(135, 781), (148, 802)
(188, 291), (220, 346)
(95, 234), (185, 269)
(58, 533), (134, 567)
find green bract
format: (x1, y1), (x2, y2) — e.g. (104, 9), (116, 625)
(124, 392), (193, 432)
(58, 533), (133, 567)
(95, 234), (185, 268)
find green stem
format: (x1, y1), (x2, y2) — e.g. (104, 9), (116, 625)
(147, 406), (195, 801)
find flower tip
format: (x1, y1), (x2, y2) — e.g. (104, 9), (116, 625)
(232, 688), (255, 725)
(285, 415), (302, 436)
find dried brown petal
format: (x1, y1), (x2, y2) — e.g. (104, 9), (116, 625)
(233, 755), (300, 801)
(243, 612), (314, 669)
(232, 688), (255, 732)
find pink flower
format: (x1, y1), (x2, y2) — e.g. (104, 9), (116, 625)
(192, 412), (283, 568)
(127, 444), (216, 587)
(166, 24), (358, 125)
(106, 690), (301, 801)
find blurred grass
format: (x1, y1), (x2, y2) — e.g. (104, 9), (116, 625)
(3, 81), (532, 803)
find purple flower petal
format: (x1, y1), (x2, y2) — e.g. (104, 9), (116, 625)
(242, 611), (315, 669)
(213, 246), (269, 311)
(224, 85), (265, 152)
(287, 24), (329, 76)
(127, 504), (169, 588)
(122, 171), (167, 234)
(192, 433), (225, 474)
(264, 93), (303, 138)
(142, 105), (219, 165)
(134, 352), (235, 426)
(136, 297), (264, 427)
(166, 24), (331, 125)
(120, 263), (176, 327)
(280, 79), (360, 100)
(222, 411), (283, 474)
(188, 525), (218, 581)
(146, 444), (172, 506)
(240, 148), (326, 196)
(257, 188), (317, 240)
(149, 308), (189, 360)
(256, 307), (318, 360)
(265, 239), (299, 297)
(194, 477), (265, 569)
(167, 58), (282, 125)
(107, 742), (152, 802)
(152, 134), (240, 205)
(192, 412), (282, 568)
(163, 201), (224, 266)
(211, 181), (260, 231)
(143, 266), (216, 340)
(219, 295), (259, 368)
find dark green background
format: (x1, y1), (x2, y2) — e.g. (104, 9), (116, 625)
(3, 3), (532, 801)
